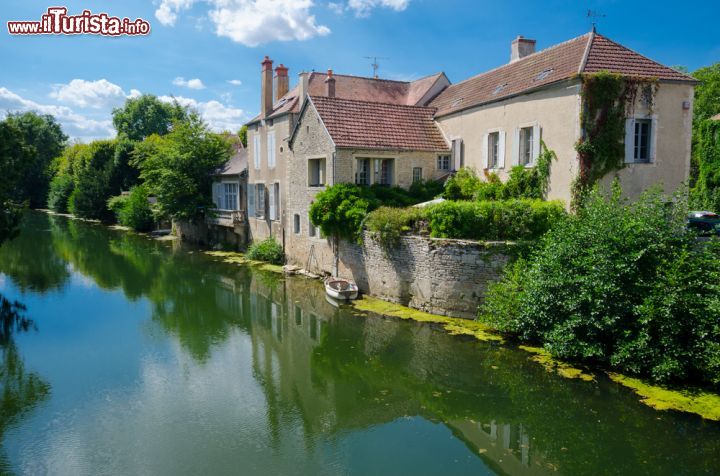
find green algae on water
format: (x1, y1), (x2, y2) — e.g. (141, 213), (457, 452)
(203, 251), (284, 274)
(608, 373), (720, 421)
(518, 345), (595, 382)
(352, 296), (504, 343)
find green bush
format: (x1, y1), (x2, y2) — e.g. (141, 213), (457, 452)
(426, 199), (566, 241)
(246, 237), (285, 265)
(107, 185), (154, 232)
(407, 179), (445, 203)
(365, 206), (427, 247)
(47, 173), (74, 212)
(479, 185), (720, 388)
(443, 168), (482, 200)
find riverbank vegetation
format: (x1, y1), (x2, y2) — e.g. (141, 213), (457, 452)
(246, 237), (285, 265)
(480, 184), (720, 389)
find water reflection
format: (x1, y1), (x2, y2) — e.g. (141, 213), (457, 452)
(0, 212), (718, 475)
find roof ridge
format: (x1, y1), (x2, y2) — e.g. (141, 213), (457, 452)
(309, 71), (445, 85)
(584, 33), (697, 81)
(578, 30), (595, 74)
(310, 94), (437, 111)
(446, 32), (591, 90)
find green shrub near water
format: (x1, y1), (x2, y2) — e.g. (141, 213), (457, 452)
(426, 199), (566, 241)
(480, 185), (720, 388)
(47, 173), (74, 213)
(107, 185), (155, 232)
(365, 206), (427, 247)
(247, 237), (285, 265)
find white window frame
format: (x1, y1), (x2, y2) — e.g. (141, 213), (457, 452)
(482, 128), (506, 170)
(625, 115), (658, 164)
(412, 167), (423, 183)
(255, 182), (266, 219)
(253, 133), (261, 169)
(222, 181), (239, 210)
(267, 130), (276, 168)
(512, 122), (540, 168)
(308, 157), (326, 187)
(374, 158), (394, 186)
(356, 158), (371, 185)
(437, 154), (451, 171)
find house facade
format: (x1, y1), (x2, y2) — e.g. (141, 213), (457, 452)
(241, 30), (696, 274)
(431, 32), (696, 203)
(208, 143), (248, 248)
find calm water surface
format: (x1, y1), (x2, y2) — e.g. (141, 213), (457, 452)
(0, 211), (719, 475)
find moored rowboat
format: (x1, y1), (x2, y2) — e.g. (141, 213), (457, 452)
(324, 277), (359, 301)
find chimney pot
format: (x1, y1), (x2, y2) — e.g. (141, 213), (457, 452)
(274, 64), (290, 101)
(325, 69), (336, 98)
(510, 36), (536, 62)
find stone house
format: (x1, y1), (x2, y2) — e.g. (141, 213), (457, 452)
(207, 142), (248, 248)
(430, 31), (697, 204)
(243, 30), (696, 275)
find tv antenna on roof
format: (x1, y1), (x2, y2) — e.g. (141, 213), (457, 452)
(364, 56), (389, 79)
(587, 9), (606, 32)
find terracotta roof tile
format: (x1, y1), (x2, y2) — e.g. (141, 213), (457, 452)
(248, 72), (445, 124)
(309, 95), (449, 151)
(583, 34), (695, 81)
(431, 32), (696, 117)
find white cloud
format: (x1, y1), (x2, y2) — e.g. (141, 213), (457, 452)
(49, 79), (134, 109)
(328, 2), (345, 14)
(155, 0), (195, 26)
(172, 77), (206, 90)
(159, 95), (245, 132)
(0, 87), (114, 140)
(155, 0), (330, 46)
(347, 0), (410, 16)
(226, 79), (242, 86)
(128, 89), (142, 99)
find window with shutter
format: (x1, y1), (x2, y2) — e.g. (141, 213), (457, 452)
(253, 134), (261, 169)
(256, 184), (265, 218)
(267, 131), (276, 168)
(268, 184), (276, 220)
(247, 184), (255, 217)
(498, 130), (506, 169)
(273, 182), (280, 221)
(451, 139), (463, 170)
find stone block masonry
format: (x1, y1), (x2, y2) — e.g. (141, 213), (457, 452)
(338, 232), (513, 319)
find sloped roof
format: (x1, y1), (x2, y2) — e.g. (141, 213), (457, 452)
(247, 72), (447, 125)
(430, 32), (697, 117)
(215, 146), (247, 176)
(308, 95), (449, 151)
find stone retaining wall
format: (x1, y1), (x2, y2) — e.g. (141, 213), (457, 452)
(338, 233), (514, 319)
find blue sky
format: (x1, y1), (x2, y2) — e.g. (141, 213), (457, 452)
(1, 0), (718, 140)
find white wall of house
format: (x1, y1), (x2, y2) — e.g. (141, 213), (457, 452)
(435, 80), (583, 205)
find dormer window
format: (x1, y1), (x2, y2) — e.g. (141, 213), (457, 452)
(534, 69), (553, 81)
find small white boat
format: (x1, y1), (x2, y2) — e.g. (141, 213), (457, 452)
(324, 277), (359, 301)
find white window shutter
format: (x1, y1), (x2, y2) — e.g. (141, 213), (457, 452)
(268, 184), (276, 220)
(482, 133), (489, 169)
(253, 134), (261, 168)
(498, 131), (506, 169)
(649, 117), (658, 163)
(512, 128), (520, 166)
(247, 184), (255, 217)
(624, 118), (635, 163)
(532, 124), (541, 165)
(267, 132), (276, 168)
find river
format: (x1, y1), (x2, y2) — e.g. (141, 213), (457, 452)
(0, 211), (718, 475)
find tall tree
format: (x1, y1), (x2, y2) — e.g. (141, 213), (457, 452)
(112, 95), (188, 142)
(3, 112), (67, 208)
(133, 114), (230, 221)
(690, 63), (720, 210)
(692, 63), (720, 125)
(0, 122), (32, 244)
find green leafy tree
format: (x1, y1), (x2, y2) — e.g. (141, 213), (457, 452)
(112, 95), (187, 141)
(480, 184), (720, 387)
(309, 184), (377, 242)
(690, 63), (720, 211)
(238, 125), (248, 148)
(2, 112), (67, 208)
(0, 122), (31, 243)
(692, 63), (720, 125)
(107, 185), (154, 232)
(134, 115), (231, 221)
(68, 140), (118, 221)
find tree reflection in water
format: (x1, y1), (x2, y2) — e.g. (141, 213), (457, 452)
(0, 295), (50, 472)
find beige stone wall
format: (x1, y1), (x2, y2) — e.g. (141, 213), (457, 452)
(338, 233), (513, 319)
(599, 82), (694, 199)
(247, 114), (294, 244)
(285, 103), (337, 274)
(436, 80), (582, 205)
(285, 102), (451, 274)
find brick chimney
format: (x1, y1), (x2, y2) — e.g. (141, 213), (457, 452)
(261, 56), (273, 118)
(510, 36), (536, 62)
(274, 64), (289, 101)
(325, 69), (335, 98)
